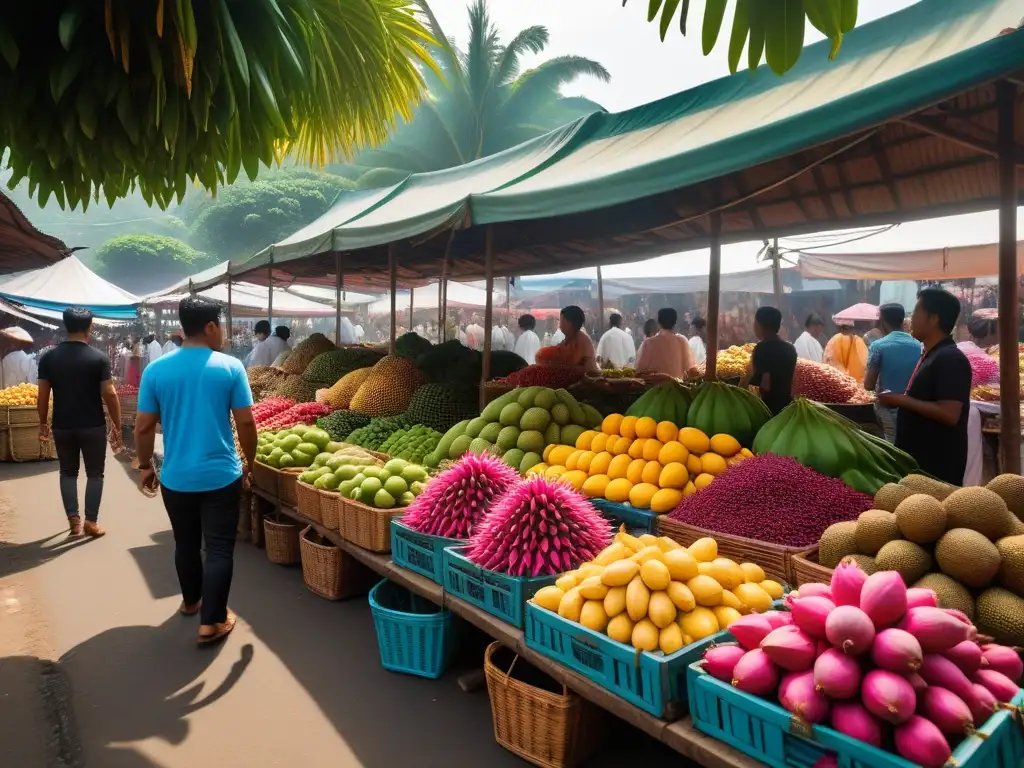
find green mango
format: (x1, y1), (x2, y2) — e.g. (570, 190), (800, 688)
(322, 473), (342, 490)
(335, 465), (360, 481)
(302, 428), (331, 450)
(401, 465), (427, 483)
(373, 489), (395, 509)
(278, 453), (295, 468)
(360, 477), (383, 497)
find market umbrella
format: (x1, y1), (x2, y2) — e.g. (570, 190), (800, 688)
(832, 303), (879, 325)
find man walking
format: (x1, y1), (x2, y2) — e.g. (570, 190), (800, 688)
(37, 307), (121, 537)
(864, 303), (922, 442)
(135, 296), (258, 645)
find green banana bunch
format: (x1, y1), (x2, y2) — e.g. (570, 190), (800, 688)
(0, 1), (436, 210)
(686, 381), (771, 448)
(752, 398), (917, 494)
(625, 383), (693, 424)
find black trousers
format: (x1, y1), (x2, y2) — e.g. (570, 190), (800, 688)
(53, 426), (108, 522)
(161, 478), (242, 626)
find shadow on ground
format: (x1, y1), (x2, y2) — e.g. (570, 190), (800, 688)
(0, 531), (96, 581)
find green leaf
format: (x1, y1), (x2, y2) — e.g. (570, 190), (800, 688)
(76, 88), (98, 139)
(218, 0), (250, 90)
(659, 0), (681, 42)
(0, 20), (20, 68)
(58, 9), (84, 50)
(764, 0), (804, 75)
(728, 0), (750, 75)
(249, 56), (288, 134)
(747, 0), (765, 71)
(116, 86), (140, 144)
(840, 0), (858, 32)
(678, 0), (690, 34)
(647, 0), (664, 23)
(804, 0), (844, 58)
(701, 0), (727, 55)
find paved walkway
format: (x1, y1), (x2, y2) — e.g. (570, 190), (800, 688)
(0, 449), (679, 767)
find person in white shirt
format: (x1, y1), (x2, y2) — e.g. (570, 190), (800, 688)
(688, 317), (708, 366)
(793, 313), (826, 362)
(337, 316), (358, 345)
(595, 313), (636, 368)
(246, 320), (289, 368)
(145, 334), (163, 366)
(0, 326), (38, 387)
(162, 332), (178, 356)
(513, 314), (541, 364)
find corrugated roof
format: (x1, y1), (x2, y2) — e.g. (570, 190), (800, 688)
(0, 190), (69, 273)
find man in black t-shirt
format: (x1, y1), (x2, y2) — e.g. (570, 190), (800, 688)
(37, 307), (122, 537)
(742, 306), (797, 415)
(878, 288), (972, 485)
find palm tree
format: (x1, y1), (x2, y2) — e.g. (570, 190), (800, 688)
(341, 0), (610, 185)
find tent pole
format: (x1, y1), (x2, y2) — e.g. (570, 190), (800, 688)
(409, 287), (415, 330)
(505, 276), (511, 330)
(389, 244), (397, 355)
(706, 213), (722, 381)
(334, 252), (342, 345)
(596, 265), (605, 340)
(226, 275), (233, 352)
(997, 80), (1020, 473)
(439, 230), (453, 343)
(480, 226), (494, 410)
(771, 237), (784, 310)
(442, 279), (449, 342)
(267, 262), (273, 326)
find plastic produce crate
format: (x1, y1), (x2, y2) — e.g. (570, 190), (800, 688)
(368, 579), (454, 679)
(590, 499), (659, 534)
(687, 660), (1024, 768)
(390, 519), (462, 585)
(443, 546), (555, 629)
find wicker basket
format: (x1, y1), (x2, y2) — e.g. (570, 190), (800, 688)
(657, 517), (804, 585)
(5, 405), (39, 425)
(484, 642), (602, 768)
(0, 426), (56, 462)
(278, 468), (303, 508)
(252, 462), (279, 496)
(298, 526), (375, 600)
(790, 547), (835, 587)
(341, 498), (402, 553)
(264, 515), (301, 565)
(319, 490), (343, 531)
(296, 481), (322, 524)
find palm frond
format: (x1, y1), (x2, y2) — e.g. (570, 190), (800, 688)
(503, 55), (610, 125)
(494, 25), (548, 86)
(464, 0), (501, 110)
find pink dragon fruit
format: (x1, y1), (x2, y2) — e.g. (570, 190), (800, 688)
(465, 475), (612, 576)
(401, 454), (518, 538)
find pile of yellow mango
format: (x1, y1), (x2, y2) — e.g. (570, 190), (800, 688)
(0, 383), (38, 407)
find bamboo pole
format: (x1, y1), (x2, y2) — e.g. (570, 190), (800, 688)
(771, 237), (784, 309)
(389, 244), (397, 355)
(596, 265), (605, 339)
(334, 252), (342, 345)
(480, 227), (495, 410)
(997, 80), (1020, 473)
(706, 213), (722, 380)
(410, 287), (415, 329)
(226, 275), (233, 352)
(267, 262), (273, 326)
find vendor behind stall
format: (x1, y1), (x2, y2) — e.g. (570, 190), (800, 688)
(536, 305), (599, 374)
(595, 313), (636, 368)
(0, 326), (38, 387)
(635, 308), (696, 379)
(513, 314), (540, 365)
(825, 323), (869, 380)
(741, 306), (796, 416)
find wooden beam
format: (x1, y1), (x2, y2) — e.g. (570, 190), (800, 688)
(226, 275), (233, 352)
(334, 252), (342, 345)
(899, 115), (1024, 165)
(267, 262), (273, 326)
(811, 166), (839, 220)
(596, 265), (605, 340)
(871, 133), (903, 210)
(706, 213), (722, 381)
(480, 227), (494, 410)
(388, 244), (397, 355)
(997, 81), (1021, 473)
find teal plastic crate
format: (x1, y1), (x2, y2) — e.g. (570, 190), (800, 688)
(369, 579), (454, 679)
(390, 519), (462, 584)
(524, 601), (726, 720)
(687, 659), (1024, 768)
(590, 499), (659, 534)
(443, 546), (555, 628)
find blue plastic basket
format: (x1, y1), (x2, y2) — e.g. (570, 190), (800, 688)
(368, 579), (454, 679)
(390, 519), (462, 584)
(687, 659), (1024, 768)
(443, 546), (555, 629)
(590, 499), (660, 534)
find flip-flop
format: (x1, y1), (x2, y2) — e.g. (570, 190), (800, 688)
(197, 610), (236, 646)
(179, 601), (201, 616)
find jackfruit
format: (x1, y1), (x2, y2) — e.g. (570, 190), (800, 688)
(976, 587), (1024, 646)
(855, 510), (900, 556)
(944, 486), (1018, 540)
(899, 473), (957, 501)
(500, 403), (525, 427)
(995, 534), (1024, 597)
(894, 494), (947, 544)
(873, 483), (916, 513)
(987, 474), (1024, 521)
(818, 521), (858, 568)
(874, 540), (933, 584)
(479, 422), (502, 444)
(935, 528), (1001, 588)
(913, 573), (975, 620)
(841, 554), (878, 575)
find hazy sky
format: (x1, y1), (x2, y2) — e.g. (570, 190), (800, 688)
(427, 0), (1021, 279)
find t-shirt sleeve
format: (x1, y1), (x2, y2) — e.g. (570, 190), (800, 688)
(37, 350), (51, 381)
(230, 361), (254, 410)
(934, 351), (973, 403)
(750, 343), (764, 385)
(137, 367), (159, 414)
(98, 355), (111, 382)
(867, 341), (883, 371)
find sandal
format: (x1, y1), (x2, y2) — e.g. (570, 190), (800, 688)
(179, 600), (201, 616)
(197, 610), (237, 646)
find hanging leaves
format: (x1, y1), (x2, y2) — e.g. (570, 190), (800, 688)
(622, 0), (857, 75)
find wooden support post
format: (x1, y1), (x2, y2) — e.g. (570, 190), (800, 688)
(480, 227), (495, 410)
(441, 278), (449, 342)
(596, 265), (605, 338)
(226, 276), (233, 352)
(410, 287), (415, 329)
(389, 244), (397, 355)
(267, 262), (273, 326)
(771, 237), (784, 310)
(997, 80), (1020, 473)
(505, 276), (511, 334)
(334, 252), (342, 345)
(706, 213), (722, 381)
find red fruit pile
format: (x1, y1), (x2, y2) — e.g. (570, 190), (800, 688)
(965, 354), (999, 387)
(792, 360), (872, 405)
(253, 396), (296, 426)
(496, 364), (582, 389)
(465, 475), (611, 577)
(668, 455), (872, 547)
(259, 402), (333, 431)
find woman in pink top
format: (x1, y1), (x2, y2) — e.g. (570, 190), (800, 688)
(538, 306), (599, 374)
(635, 308), (696, 379)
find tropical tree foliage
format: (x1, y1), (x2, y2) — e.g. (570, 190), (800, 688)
(94, 234), (213, 294)
(624, 0), (859, 75)
(340, 0), (609, 183)
(0, 1), (436, 210)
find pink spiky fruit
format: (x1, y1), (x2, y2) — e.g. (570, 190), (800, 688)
(401, 454), (518, 538)
(465, 475), (612, 577)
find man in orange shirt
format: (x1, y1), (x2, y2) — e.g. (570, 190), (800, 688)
(635, 308), (696, 379)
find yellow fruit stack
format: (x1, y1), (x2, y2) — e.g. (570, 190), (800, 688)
(531, 528), (784, 653)
(0, 383), (39, 407)
(527, 413), (752, 513)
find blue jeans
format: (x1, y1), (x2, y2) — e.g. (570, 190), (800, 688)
(874, 404), (897, 443)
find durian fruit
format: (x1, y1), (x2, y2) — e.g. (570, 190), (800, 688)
(281, 332), (336, 374)
(874, 483), (916, 513)
(874, 540), (933, 584)
(995, 534), (1024, 597)
(324, 367), (374, 409)
(350, 356), (426, 417)
(401, 454), (519, 538)
(818, 521), (858, 568)
(934, 528), (1001, 589)
(464, 475), (612, 576)
(976, 587), (1024, 646)
(943, 486), (1018, 541)
(913, 573), (976, 620)
(855, 510), (900, 556)
(899, 473), (957, 501)
(988, 474), (1024, 521)
(841, 554), (878, 575)
(894, 494), (947, 544)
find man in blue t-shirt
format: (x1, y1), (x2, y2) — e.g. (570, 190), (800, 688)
(864, 303), (922, 443)
(135, 296), (257, 646)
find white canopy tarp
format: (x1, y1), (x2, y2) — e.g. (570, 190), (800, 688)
(283, 284), (377, 306)
(367, 281), (507, 315)
(147, 282), (340, 317)
(143, 260), (231, 298)
(0, 297), (58, 329)
(0, 254), (139, 319)
(797, 240), (1024, 280)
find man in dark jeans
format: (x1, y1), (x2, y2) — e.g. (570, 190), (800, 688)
(37, 307), (122, 537)
(135, 296), (257, 646)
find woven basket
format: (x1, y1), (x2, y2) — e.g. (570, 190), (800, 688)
(296, 481), (322, 524)
(657, 517), (803, 585)
(319, 490), (343, 531)
(264, 515), (301, 565)
(298, 526), (375, 600)
(790, 547), (835, 587)
(120, 395), (138, 425)
(5, 405), (38, 425)
(278, 468), (303, 508)
(341, 498), (402, 553)
(252, 462), (279, 496)
(484, 642), (602, 768)
(0, 426), (56, 462)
